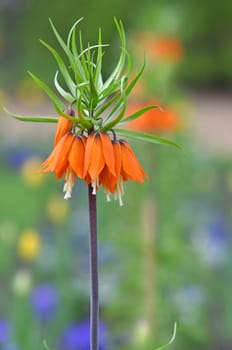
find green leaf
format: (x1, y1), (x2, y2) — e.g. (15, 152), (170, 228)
(125, 59), (145, 97)
(114, 128), (183, 150)
(54, 71), (74, 103)
(154, 323), (177, 350)
(40, 39), (76, 95)
(102, 18), (126, 91)
(78, 31), (89, 77)
(71, 28), (86, 81)
(89, 73), (99, 110)
(28, 71), (64, 112)
(94, 28), (104, 90)
(118, 105), (159, 126)
(49, 18), (78, 81)
(102, 92), (127, 130)
(3, 108), (58, 123)
(95, 91), (121, 118)
(49, 18), (69, 56)
(67, 17), (84, 48)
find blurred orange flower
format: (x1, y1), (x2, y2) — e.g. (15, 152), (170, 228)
(125, 101), (180, 133)
(133, 32), (184, 63)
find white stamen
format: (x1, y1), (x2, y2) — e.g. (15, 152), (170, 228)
(63, 169), (75, 200)
(91, 180), (97, 195)
(118, 193), (124, 206)
(91, 178), (99, 195)
(116, 177), (124, 206)
(106, 193), (111, 202)
(64, 191), (72, 200)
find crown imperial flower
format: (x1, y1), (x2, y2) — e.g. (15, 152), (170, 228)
(41, 116), (147, 204)
(6, 18), (180, 205)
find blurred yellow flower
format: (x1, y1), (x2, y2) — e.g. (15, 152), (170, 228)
(18, 229), (41, 260)
(47, 194), (69, 224)
(21, 157), (45, 186)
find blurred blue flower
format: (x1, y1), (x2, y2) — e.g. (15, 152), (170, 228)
(0, 318), (11, 343)
(192, 211), (229, 266)
(30, 284), (58, 322)
(1, 343), (20, 350)
(7, 148), (34, 169)
(173, 285), (205, 324)
(60, 320), (107, 350)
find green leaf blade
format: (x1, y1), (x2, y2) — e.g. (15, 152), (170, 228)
(40, 39), (76, 95)
(4, 108), (58, 123)
(28, 71), (64, 112)
(118, 105), (159, 126)
(114, 128), (183, 150)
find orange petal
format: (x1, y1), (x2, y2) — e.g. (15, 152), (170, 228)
(112, 141), (121, 177)
(41, 133), (75, 179)
(69, 135), (86, 179)
(100, 166), (117, 193)
(83, 133), (96, 177)
(120, 140), (147, 182)
(88, 133), (105, 180)
(55, 134), (75, 178)
(100, 133), (115, 176)
(54, 116), (73, 146)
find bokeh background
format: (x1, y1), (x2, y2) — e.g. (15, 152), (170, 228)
(0, 1), (232, 349)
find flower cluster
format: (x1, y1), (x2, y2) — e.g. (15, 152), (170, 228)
(41, 113), (147, 205)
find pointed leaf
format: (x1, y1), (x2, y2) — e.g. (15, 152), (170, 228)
(119, 105), (159, 126)
(49, 18), (69, 55)
(95, 91), (121, 118)
(28, 71), (64, 112)
(4, 108), (58, 123)
(40, 39), (76, 95)
(67, 17), (84, 48)
(71, 28), (86, 81)
(126, 59), (145, 97)
(49, 18), (78, 78)
(102, 18), (126, 91)
(114, 128), (182, 150)
(104, 89), (126, 122)
(94, 28), (104, 90)
(54, 71), (74, 103)
(102, 93), (127, 130)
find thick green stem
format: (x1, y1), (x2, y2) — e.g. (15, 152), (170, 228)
(88, 184), (99, 350)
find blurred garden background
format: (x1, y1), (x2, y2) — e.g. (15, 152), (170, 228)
(0, 1), (232, 349)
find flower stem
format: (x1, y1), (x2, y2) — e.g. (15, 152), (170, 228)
(88, 184), (99, 350)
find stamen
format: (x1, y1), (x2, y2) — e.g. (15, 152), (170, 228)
(118, 193), (124, 206)
(91, 180), (97, 195)
(64, 190), (72, 200)
(116, 178), (124, 206)
(106, 193), (111, 202)
(63, 169), (75, 200)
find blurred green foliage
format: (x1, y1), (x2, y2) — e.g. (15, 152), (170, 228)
(1, 0), (232, 90)
(0, 136), (232, 349)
